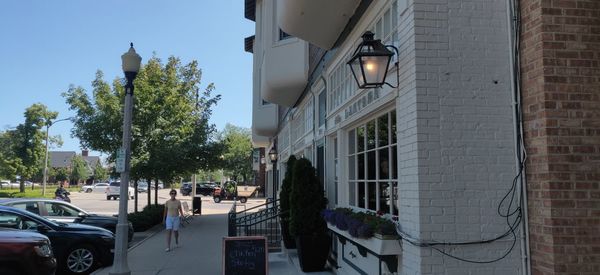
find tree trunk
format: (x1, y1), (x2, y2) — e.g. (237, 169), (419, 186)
(154, 179), (159, 206)
(134, 180), (138, 213)
(19, 179), (25, 193)
(147, 178), (151, 208)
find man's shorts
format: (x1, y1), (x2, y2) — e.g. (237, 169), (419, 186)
(165, 216), (180, 231)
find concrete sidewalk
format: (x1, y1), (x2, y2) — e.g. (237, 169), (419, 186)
(92, 201), (330, 275)
(93, 212), (228, 275)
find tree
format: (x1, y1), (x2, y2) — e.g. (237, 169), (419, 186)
(64, 55), (222, 205)
(51, 167), (69, 183)
(93, 161), (108, 183)
(70, 155), (89, 185)
(2, 104), (58, 192)
(219, 124), (252, 183)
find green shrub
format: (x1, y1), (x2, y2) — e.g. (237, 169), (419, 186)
(279, 155), (296, 221)
(289, 158), (327, 237)
(127, 204), (165, 232)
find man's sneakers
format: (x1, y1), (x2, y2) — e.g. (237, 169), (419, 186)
(165, 247), (170, 252)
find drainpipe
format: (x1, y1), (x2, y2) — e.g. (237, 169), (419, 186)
(505, 1), (531, 274)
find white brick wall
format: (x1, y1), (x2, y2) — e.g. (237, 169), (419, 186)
(395, 0), (523, 274)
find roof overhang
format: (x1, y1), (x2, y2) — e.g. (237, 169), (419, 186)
(277, 0), (361, 49)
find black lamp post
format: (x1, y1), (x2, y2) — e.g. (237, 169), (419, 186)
(268, 146), (278, 202)
(110, 43), (141, 275)
(347, 31), (399, 89)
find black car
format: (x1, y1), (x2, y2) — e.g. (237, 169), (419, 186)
(180, 182), (215, 196)
(0, 198), (134, 242)
(0, 205), (115, 275)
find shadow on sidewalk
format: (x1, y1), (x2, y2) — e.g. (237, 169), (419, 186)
(93, 213), (228, 275)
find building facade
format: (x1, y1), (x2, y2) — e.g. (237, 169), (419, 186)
(245, 0), (599, 274)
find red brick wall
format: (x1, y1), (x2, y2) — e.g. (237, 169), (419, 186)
(520, 0), (600, 274)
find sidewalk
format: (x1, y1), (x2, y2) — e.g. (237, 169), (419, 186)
(93, 210), (228, 275)
(93, 201), (331, 275)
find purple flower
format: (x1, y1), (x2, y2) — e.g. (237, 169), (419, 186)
(347, 218), (362, 238)
(357, 224), (374, 238)
(335, 213), (349, 230)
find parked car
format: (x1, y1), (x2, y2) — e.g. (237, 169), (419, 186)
(105, 181), (135, 200)
(80, 182), (109, 193)
(0, 205), (115, 274)
(136, 182), (149, 193)
(0, 198), (134, 242)
(0, 228), (57, 275)
(180, 182), (215, 196)
(0, 180), (10, 188)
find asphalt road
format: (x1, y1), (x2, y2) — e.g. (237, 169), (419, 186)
(70, 188), (266, 216)
(69, 188), (267, 247)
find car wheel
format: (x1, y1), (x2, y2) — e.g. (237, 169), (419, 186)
(113, 196), (118, 200)
(106, 196), (111, 200)
(239, 197), (247, 203)
(214, 196), (221, 203)
(64, 244), (97, 274)
(85, 188), (92, 193)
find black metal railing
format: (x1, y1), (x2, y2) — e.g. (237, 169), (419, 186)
(228, 199), (282, 252)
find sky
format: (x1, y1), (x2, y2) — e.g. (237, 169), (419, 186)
(0, 0), (254, 157)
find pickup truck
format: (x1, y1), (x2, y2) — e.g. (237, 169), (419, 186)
(105, 181), (135, 200)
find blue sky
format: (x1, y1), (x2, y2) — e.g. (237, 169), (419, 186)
(0, 0), (253, 157)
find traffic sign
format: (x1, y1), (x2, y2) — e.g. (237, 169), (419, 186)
(116, 148), (126, 173)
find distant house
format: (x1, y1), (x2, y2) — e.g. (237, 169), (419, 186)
(49, 150), (101, 184)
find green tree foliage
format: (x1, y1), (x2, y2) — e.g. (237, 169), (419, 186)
(220, 124), (252, 183)
(93, 161), (108, 182)
(51, 167), (69, 183)
(289, 158), (327, 237)
(70, 155), (89, 184)
(63, 56), (222, 196)
(1, 104), (58, 192)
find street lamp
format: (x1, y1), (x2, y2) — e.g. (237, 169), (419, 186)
(347, 31), (399, 89)
(268, 146), (277, 201)
(110, 43), (141, 275)
(42, 117), (72, 195)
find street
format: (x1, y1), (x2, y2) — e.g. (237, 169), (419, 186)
(69, 188), (266, 216)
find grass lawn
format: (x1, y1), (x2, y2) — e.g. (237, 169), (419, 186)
(0, 186), (80, 199)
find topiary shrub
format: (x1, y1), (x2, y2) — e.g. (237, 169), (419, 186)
(289, 158), (327, 237)
(280, 155), (296, 222)
(279, 156), (297, 248)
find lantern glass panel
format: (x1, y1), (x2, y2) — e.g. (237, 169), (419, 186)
(360, 55), (390, 86)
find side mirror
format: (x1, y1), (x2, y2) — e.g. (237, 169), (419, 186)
(78, 212), (87, 217)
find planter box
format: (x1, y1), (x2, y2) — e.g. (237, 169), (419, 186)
(327, 223), (402, 255)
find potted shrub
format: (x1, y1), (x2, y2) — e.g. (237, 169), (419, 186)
(279, 155), (296, 249)
(289, 158), (330, 272)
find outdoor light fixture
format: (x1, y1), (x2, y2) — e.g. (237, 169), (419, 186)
(347, 31), (399, 89)
(111, 43), (141, 275)
(268, 147), (278, 163)
(268, 146), (278, 202)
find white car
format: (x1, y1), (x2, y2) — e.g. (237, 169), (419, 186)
(105, 181), (135, 200)
(81, 182), (110, 193)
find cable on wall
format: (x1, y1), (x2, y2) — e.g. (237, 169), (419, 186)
(394, 0), (525, 264)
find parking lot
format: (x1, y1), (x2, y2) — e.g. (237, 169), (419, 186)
(69, 188), (266, 216)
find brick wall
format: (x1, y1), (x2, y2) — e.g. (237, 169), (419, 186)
(520, 0), (600, 274)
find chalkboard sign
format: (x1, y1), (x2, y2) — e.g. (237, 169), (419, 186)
(222, 236), (267, 275)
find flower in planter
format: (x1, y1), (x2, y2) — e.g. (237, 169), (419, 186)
(357, 223), (374, 238)
(335, 212), (349, 230)
(347, 218), (362, 238)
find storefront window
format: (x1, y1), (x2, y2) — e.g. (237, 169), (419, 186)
(348, 110), (398, 215)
